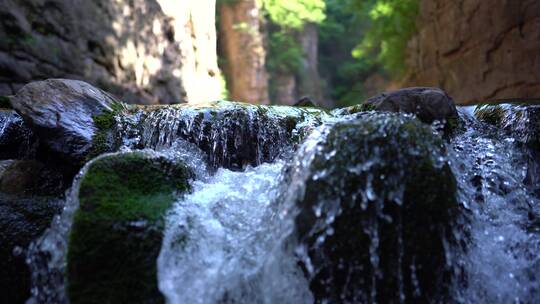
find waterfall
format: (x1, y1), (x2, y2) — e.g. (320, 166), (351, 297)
(448, 109), (540, 302)
(23, 104), (540, 303)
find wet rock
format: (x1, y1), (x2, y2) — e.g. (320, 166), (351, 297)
(0, 194), (63, 304)
(287, 113), (465, 303)
(474, 103), (540, 148)
(474, 103), (540, 191)
(140, 101), (329, 170)
(365, 87), (459, 129)
(67, 151), (192, 303)
(0, 110), (36, 160)
(10, 79), (125, 169)
(0, 160), (65, 196)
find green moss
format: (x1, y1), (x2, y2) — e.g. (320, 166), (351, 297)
(87, 103), (125, 161)
(0, 96), (12, 109)
(67, 152), (192, 304)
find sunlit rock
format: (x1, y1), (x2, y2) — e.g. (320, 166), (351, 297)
(10, 79), (126, 170)
(67, 151), (192, 303)
(285, 113), (466, 303)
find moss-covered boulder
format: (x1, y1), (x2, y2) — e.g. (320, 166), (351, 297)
(286, 113), (465, 303)
(67, 151), (193, 303)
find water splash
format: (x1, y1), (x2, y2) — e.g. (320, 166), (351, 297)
(158, 161), (312, 304)
(449, 108), (540, 303)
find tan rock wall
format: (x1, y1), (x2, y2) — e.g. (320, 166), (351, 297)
(406, 0), (540, 104)
(0, 0), (223, 104)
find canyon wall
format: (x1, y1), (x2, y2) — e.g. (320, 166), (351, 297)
(406, 0), (540, 104)
(0, 0), (223, 104)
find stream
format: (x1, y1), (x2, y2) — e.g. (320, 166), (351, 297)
(25, 106), (540, 303)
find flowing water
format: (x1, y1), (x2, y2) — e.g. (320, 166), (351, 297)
(24, 106), (540, 303)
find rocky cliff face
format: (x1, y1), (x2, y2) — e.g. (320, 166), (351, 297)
(406, 0), (540, 104)
(0, 0), (223, 104)
(219, 0), (270, 104)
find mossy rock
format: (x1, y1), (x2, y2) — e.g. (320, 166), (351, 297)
(287, 113), (465, 303)
(67, 151), (193, 304)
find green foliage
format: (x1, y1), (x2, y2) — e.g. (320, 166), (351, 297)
(262, 0), (326, 29)
(263, 0), (326, 76)
(267, 31), (303, 74)
(319, 0), (378, 107)
(351, 0), (419, 74)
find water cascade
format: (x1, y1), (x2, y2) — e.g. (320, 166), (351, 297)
(3, 90), (537, 303)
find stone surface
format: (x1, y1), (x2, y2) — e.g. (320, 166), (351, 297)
(406, 0), (540, 104)
(365, 87), (459, 127)
(11, 79), (122, 165)
(0, 160), (65, 196)
(0, 0), (223, 104)
(0, 194), (63, 304)
(67, 151), (192, 303)
(286, 113), (465, 303)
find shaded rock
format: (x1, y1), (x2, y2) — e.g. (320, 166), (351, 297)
(139, 101), (329, 170)
(286, 113), (465, 303)
(365, 87), (459, 129)
(0, 194), (63, 304)
(10, 79), (125, 168)
(67, 151), (192, 303)
(0, 110), (36, 160)
(0, 160), (65, 196)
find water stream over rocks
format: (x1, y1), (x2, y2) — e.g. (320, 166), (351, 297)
(1, 81), (539, 304)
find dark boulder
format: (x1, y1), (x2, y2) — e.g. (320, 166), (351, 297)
(0, 160), (65, 196)
(10, 79), (126, 168)
(0, 159), (64, 303)
(365, 87), (459, 130)
(286, 113), (465, 303)
(0, 194), (63, 304)
(67, 151), (193, 303)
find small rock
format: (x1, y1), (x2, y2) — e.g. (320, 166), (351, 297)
(365, 87), (459, 128)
